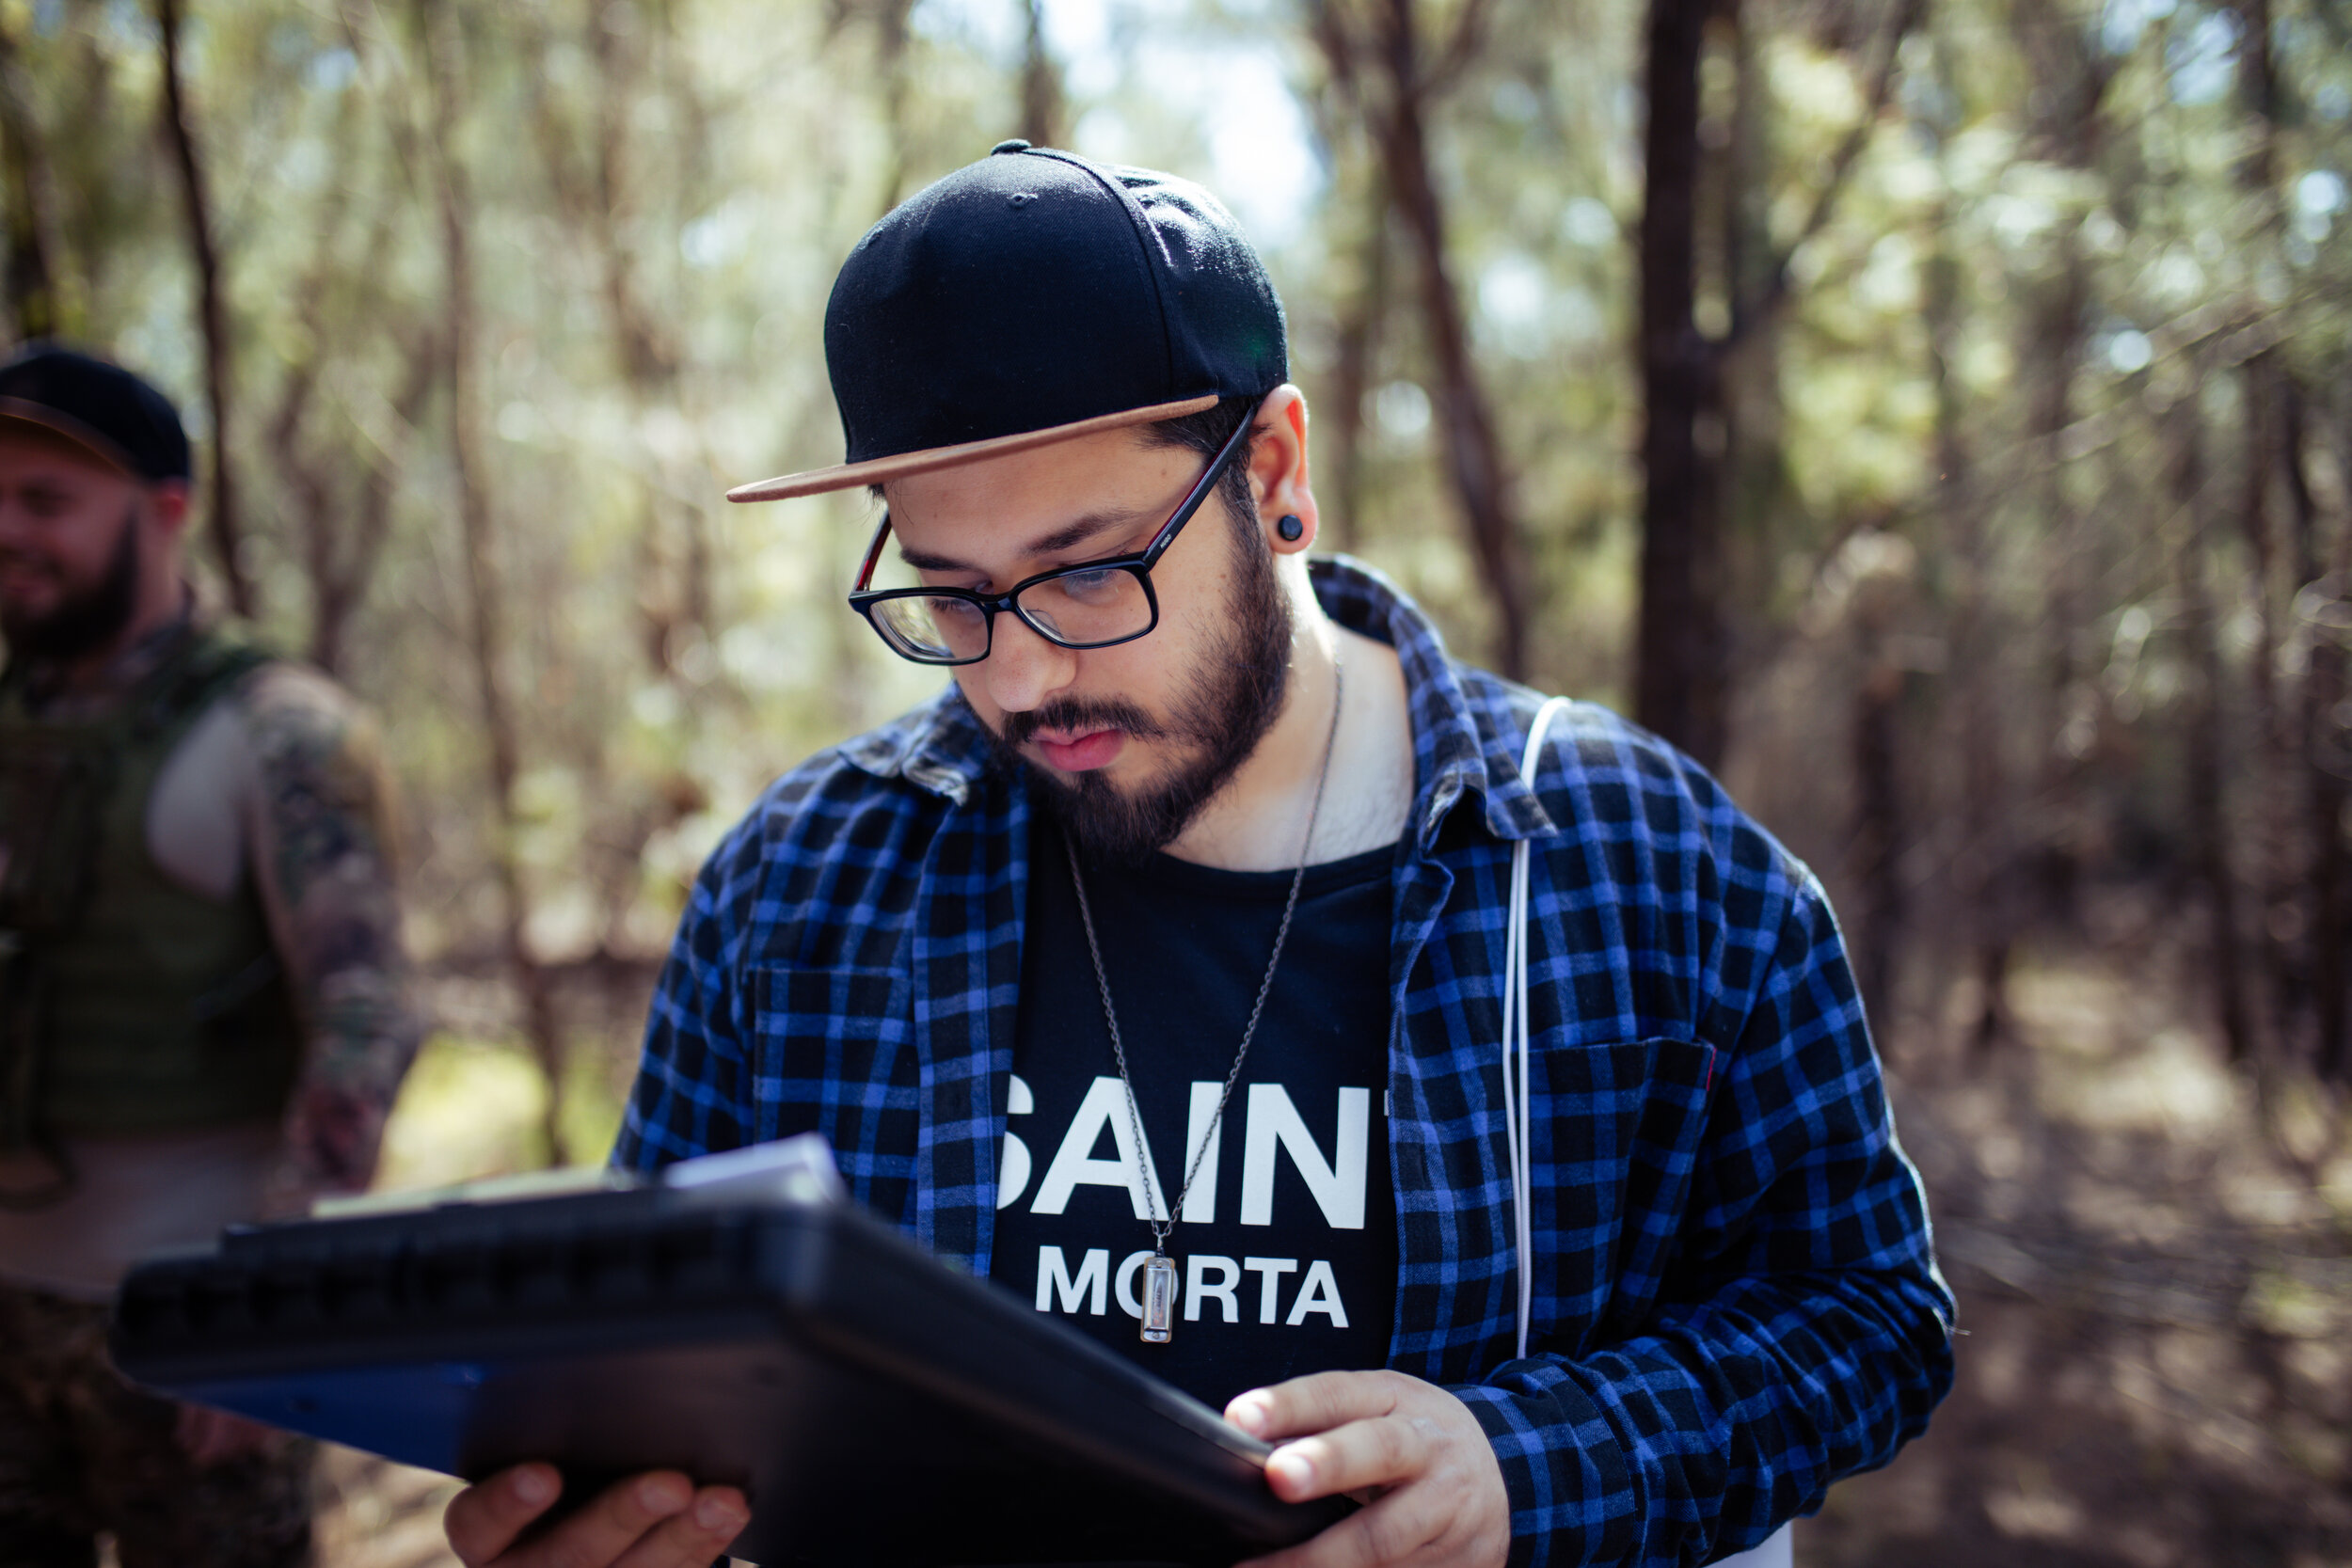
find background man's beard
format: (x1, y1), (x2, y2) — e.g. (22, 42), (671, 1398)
(0, 507), (142, 663)
(997, 531), (1294, 865)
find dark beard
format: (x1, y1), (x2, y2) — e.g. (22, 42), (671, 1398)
(0, 505), (142, 663)
(993, 523), (1294, 866)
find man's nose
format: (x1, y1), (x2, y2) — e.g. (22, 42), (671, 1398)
(978, 612), (1077, 715)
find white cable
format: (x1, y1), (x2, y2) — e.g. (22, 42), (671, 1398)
(1506, 697), (1571, 1360)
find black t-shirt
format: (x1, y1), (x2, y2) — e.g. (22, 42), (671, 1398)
(993, 814), (1399, 1410)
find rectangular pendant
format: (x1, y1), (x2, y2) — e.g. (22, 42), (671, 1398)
(1139, 1255), (1177, 1343)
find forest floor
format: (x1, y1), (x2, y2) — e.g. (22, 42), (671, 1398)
(300, 916), (2352, 1568)
(1800, 915), (2352, 1567)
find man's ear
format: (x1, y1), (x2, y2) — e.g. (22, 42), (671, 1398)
(146, 480), (193, 540)
(1248, 385), (1319, 556)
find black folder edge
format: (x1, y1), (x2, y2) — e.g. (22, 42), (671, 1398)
(108, 1137), (1352, 1564)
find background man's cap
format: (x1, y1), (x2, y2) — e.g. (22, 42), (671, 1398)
(728, 142), (1288, 502)
(0, 343), (192, 483)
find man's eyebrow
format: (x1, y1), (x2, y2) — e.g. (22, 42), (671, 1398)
(895, 504), (1157, 574)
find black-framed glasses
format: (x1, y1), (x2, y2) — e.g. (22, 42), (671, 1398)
(848, 406), (1256, 667)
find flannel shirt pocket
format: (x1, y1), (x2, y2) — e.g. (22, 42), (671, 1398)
(749, 964), (919, 1214)
(1534, 1035), (1717, 1343)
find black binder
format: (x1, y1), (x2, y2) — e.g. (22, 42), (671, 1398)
(109, 1138), (1348, 1567)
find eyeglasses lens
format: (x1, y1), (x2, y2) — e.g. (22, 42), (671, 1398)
(873, 594), (992, 662)
(1015, 568), (1149, 647)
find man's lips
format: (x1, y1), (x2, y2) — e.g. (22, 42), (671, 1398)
(1032, 728), (1126, 773)
(0, 566), (57, 601)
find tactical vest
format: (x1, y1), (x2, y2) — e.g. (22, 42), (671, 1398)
(0, 626), (302, 1183)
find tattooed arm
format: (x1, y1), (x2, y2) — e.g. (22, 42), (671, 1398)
(235, 663), (425, 1215)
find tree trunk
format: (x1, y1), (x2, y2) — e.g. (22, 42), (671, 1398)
(1018, 0), (1064, 150)
(2025, 224), (2089, 919)
(1634, 0), (1726, 767)
(294, 0), (441, 677)
(2287, 382), (2348, 1079)
(586, 1), (698, 674)
(529, 0), (711, 681)
(2010, 0), (2112, 932)
(1718, 0), (1797, 721)
(2234, 349), (2295, 1058)
(155, 0), (255, 620)
(1324, 170), (1389, 555)
(0, 16), (69, 342)
(1369, 0), (1528, 680)
(1918, 25), (2008, 1049)
(1637, 0), (1923, 773)
(587, 6), (675, 395)
(2235, 0), (2296, 1059)
(1852, 649), (1905, 1029)
(262, 94), (355, 669)
(872, 0), (918, 213)
(420, 0), (570, 1165)
(276, 324), (435, 678)
(2173, 398), (2257, 1067)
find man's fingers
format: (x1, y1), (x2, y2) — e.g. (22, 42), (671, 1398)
(1237, 1488), (1442, 1568)
(1232, 1374), (1510, 1568)
(444, 1470), (743, 1568)
(516, 1472), (699, 1568)
(444, 1465), (565, 1566)
(1263, 1414), (1432, 1502)
(610, 1487), (751, 1568)
(1229, 1370), (1406, 1443)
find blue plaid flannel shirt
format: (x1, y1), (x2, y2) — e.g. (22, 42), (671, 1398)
(616, 557), (1954, 1567)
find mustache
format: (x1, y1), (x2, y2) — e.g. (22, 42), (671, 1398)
(1000, 696), (1168, 750)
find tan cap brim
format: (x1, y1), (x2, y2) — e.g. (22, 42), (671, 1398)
(0, 399), (139, 477)
(725, 393), (1220, 503)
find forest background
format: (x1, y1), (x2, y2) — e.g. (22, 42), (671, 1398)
(5, 0), (2352, 1560)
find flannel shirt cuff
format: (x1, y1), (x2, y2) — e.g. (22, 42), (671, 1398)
(1451, 1370), (1637, 1568)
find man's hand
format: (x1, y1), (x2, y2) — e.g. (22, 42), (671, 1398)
(1226, 1370), (1511, 1568)
(443, 1464), (749, 1568)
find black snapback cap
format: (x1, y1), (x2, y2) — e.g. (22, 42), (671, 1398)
(0, 342), (192, 483)
(729, 142), (1288, 502)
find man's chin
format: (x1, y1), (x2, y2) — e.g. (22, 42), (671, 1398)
(2, 606), (113, 662)
(1033, 773), (1184, 865)
(0, 604), (50, 651)
(0, 587), (59, 634)
(1, 510), (143, 662)
(1026, 742), (1255, 867)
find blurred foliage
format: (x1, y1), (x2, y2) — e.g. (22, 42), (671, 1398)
(373, 1030), (627, 1188)
(1, 0), (2346, 1157)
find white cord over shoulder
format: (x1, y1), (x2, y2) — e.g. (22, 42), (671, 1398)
(1501, 696), (1571, 1360)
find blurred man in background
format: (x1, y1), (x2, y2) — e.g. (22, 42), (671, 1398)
(0, 344), (422, 1567)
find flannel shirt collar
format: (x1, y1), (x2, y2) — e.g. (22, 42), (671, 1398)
(835, 554), (1556, 847)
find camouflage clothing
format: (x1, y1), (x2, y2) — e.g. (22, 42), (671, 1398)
(0, 1277), (311, 1568)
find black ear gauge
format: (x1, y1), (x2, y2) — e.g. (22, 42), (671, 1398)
(1277, 514), (1305, 542)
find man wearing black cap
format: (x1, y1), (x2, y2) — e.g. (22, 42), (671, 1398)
(446, 146), (1949, 1568)
(0, 345), (422, 1566)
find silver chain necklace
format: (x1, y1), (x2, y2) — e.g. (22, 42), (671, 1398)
(1061, 659), (1345, 1344)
